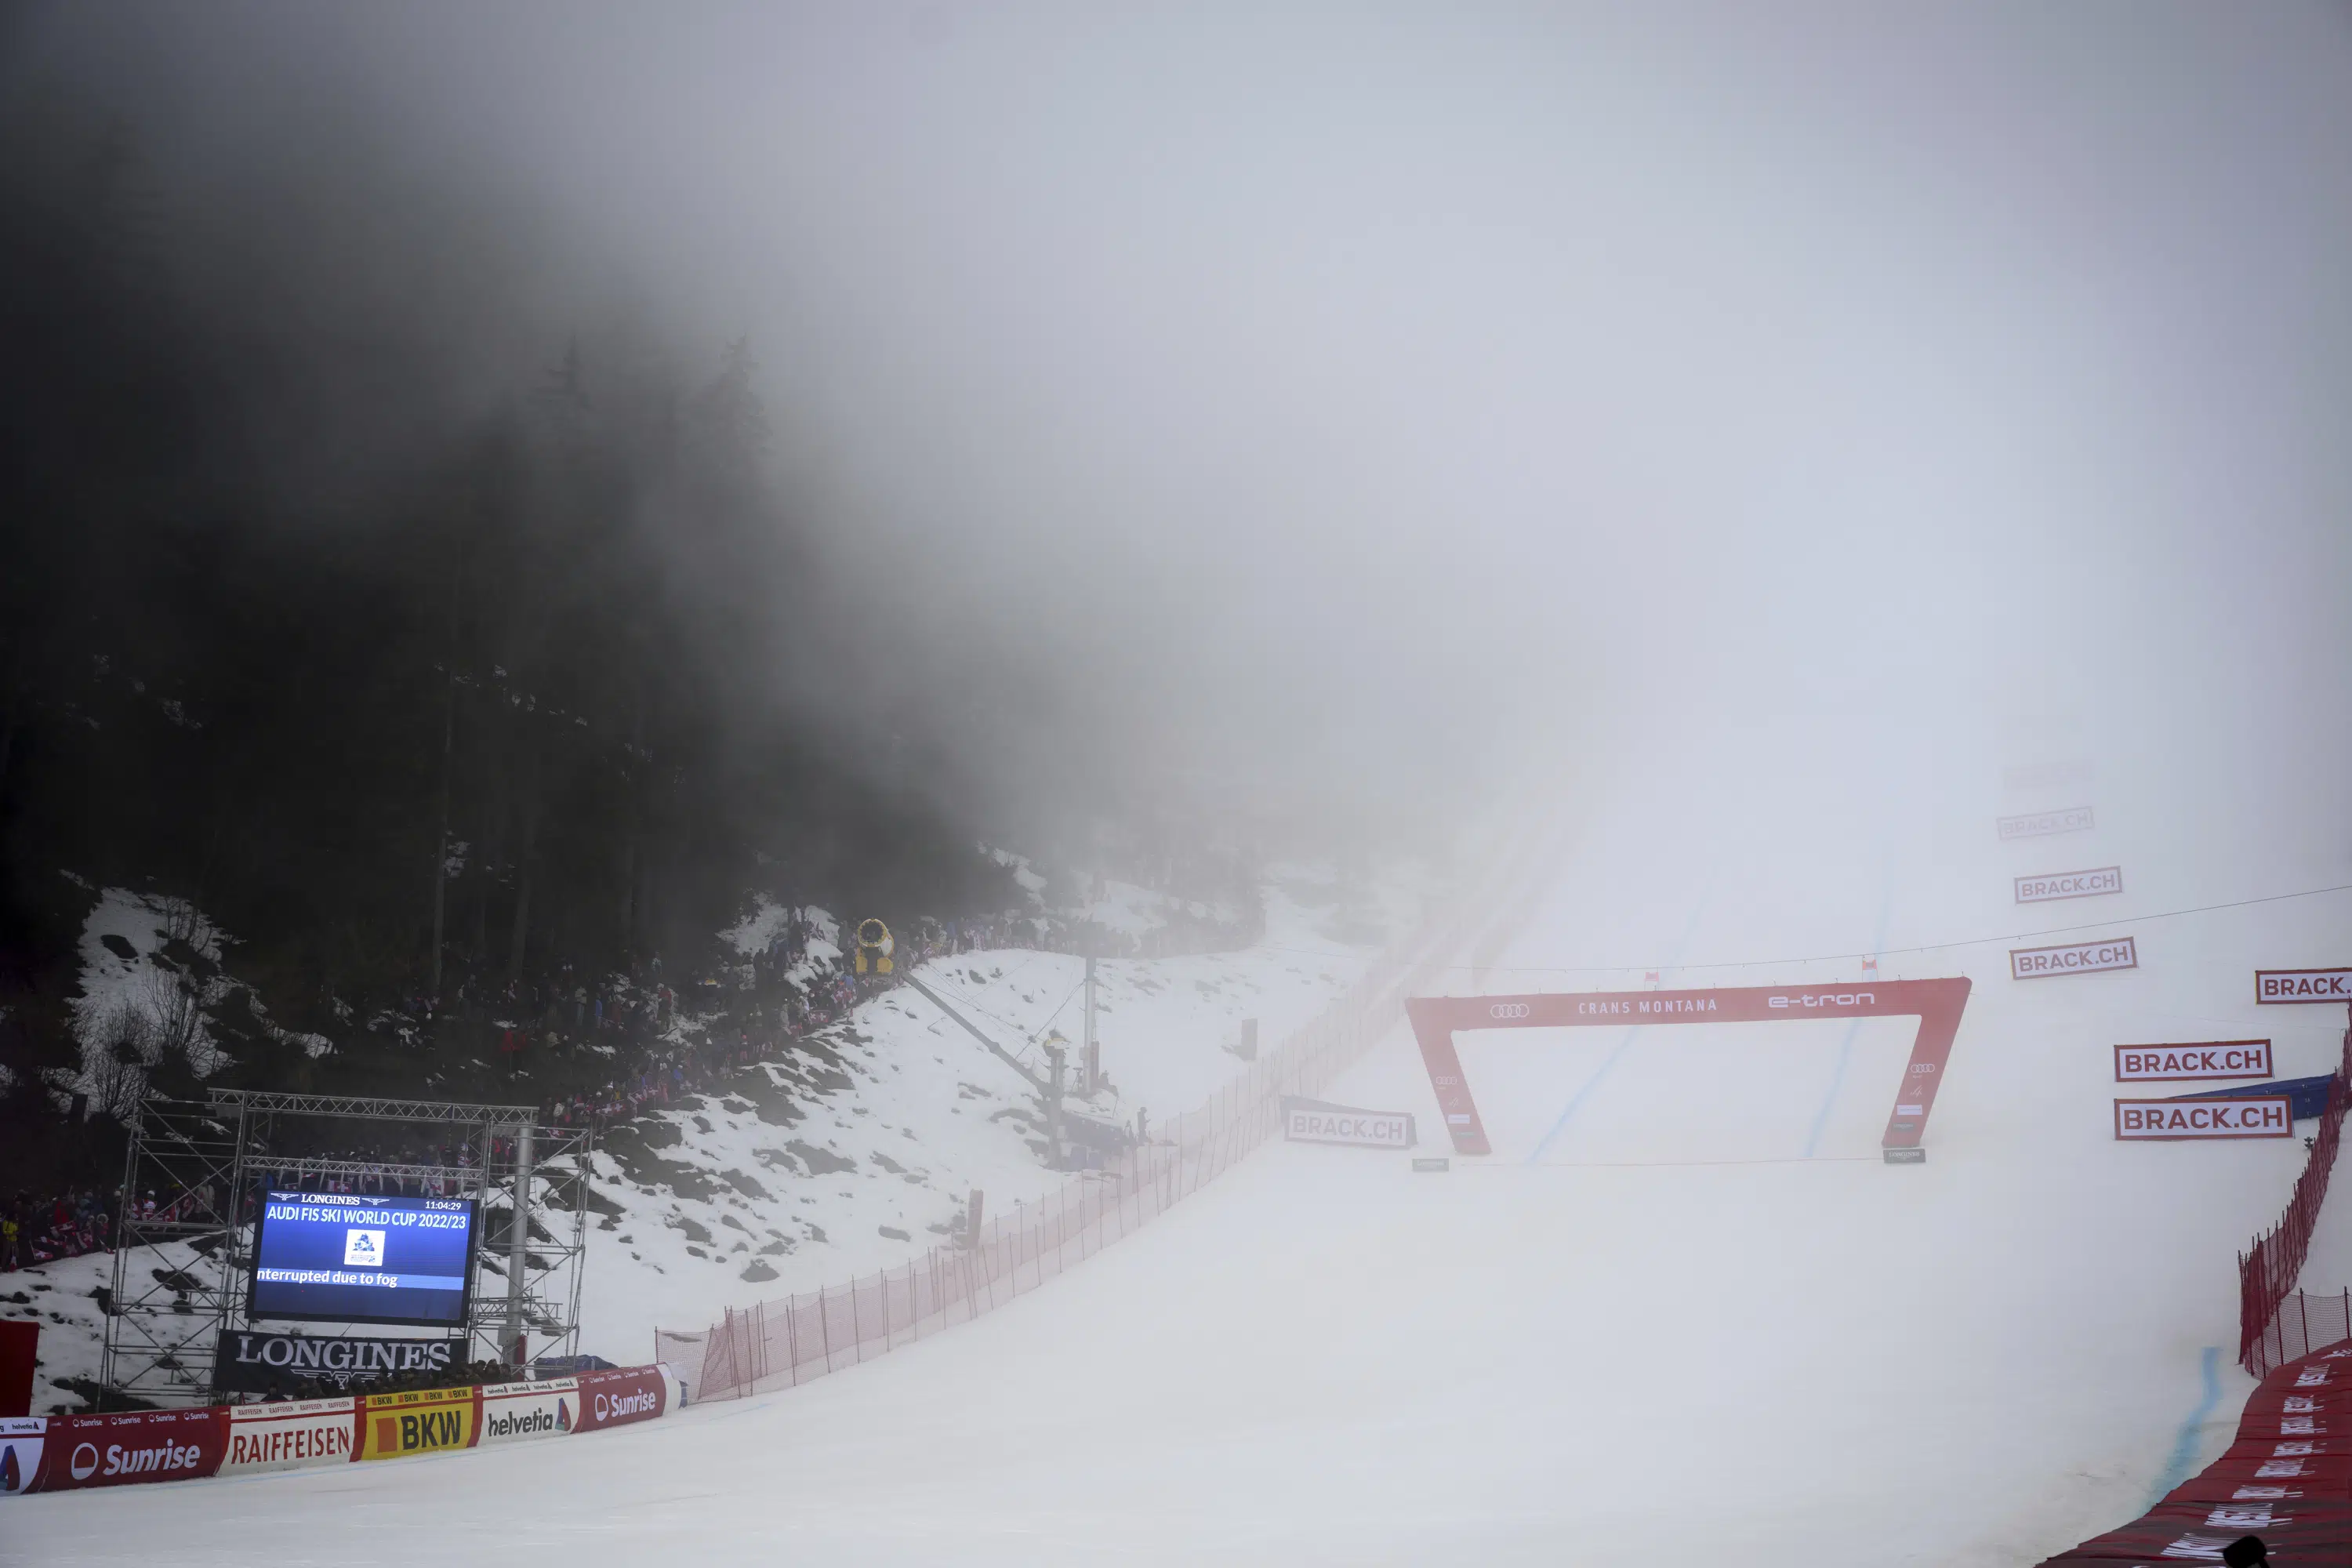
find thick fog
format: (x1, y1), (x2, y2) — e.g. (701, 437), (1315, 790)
(10, 2), (2351, 855)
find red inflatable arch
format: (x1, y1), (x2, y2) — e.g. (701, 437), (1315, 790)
(1404, 978), (1973, 1163)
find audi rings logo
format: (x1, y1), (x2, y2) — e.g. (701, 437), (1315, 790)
(1488, 1003), (1530, 1019)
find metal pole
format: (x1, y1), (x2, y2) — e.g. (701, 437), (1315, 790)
(1083, 953), (1098, 1095)
(213, 1096), (254, 1402)
(102, 1096), (146, 1400)
(472, 1119), (492, 1363)
(505, 1121), (532, 1367)
(1048, 1047), (1065, 1168)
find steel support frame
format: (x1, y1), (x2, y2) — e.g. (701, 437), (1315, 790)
(100, 1090), (593, 1406)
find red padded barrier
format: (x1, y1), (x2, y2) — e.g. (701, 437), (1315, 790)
(2038, 1345), (2352, 1564)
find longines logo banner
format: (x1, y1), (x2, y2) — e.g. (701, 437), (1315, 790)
(213, 1330), (459, 1392)
(1997, 806), (2095, 840)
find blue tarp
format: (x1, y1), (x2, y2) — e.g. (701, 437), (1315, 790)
(2166, 1074), (2335, 1121)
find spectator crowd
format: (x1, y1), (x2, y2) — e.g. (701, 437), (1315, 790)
(2, 1189), (113, 1271)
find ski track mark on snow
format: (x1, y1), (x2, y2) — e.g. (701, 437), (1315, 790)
(2151, 1345), (2225, 1508)
(1803, 852), (1895, 1160)
(1527, 858), (1725, 1165)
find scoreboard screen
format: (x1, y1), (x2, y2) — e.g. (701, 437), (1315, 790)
(248, 1192), (477, 1327)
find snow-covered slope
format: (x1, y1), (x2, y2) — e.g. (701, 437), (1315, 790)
(5, 864), (1427, 1410)
(14, 713), (2352, 1566)
(584, 868), (1422, 1362)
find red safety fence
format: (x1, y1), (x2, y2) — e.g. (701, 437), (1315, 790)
(2240, 1016), (2352, 1376)
(2248, 1291), (2352, 1375)
(681, 844), (1534, 1403)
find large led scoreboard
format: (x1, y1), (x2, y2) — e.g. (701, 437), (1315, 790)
(248, 1192), (478, 1328)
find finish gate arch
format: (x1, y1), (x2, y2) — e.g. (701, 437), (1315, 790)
(1405, 978), (1973, 1163)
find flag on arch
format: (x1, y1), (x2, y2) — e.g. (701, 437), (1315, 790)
(1862, 956), (1879, 978)
(1643, 970), (1661, 985)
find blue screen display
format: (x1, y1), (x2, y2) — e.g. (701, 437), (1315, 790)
(249, 1191), (477, 1327)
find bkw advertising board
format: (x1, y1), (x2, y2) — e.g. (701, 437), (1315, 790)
(358, 1385), (477, 1461)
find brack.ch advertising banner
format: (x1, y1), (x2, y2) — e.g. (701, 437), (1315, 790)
(1280, 1095), (1416, 1150)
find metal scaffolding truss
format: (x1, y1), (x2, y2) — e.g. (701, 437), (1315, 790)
(205, 1089), (536, 1123)
(101, 1091), (593, 1407)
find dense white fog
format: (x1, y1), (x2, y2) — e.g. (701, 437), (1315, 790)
(14, 2), (2348, 835)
